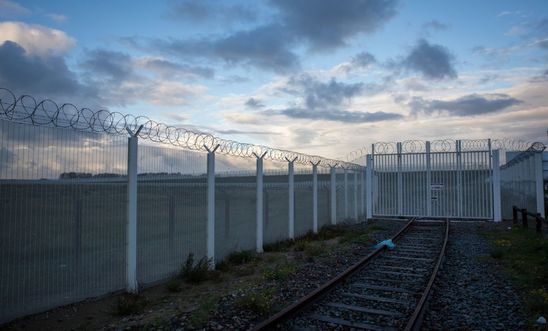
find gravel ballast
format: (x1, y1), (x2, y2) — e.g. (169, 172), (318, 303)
(422, 222), (526, 330)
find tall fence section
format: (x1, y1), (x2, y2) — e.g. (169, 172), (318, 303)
(0, 88), (545, 323)
(0, 89), (363, 322)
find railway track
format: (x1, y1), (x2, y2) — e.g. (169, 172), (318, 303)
(253, 218), (449, 330)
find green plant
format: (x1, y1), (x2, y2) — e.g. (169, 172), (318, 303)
(317, 224), (348, 240)
(114, 293), (148, 316)
(294, 239), (309, 251)
(215, 260), (230, 272)
(490, 247), (505, 259)
(263, 262), (296, 280)
(234, 265), (256, 277)
(188, 296), (218, 329)
(180, 253), (213, 283)
(227, 250), (256, 265)
(304, 242), (326, 261)
(234, 288), (276, 315)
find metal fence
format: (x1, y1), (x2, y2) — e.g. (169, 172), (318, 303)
(500, 143), (546, 220)
(0, 89), (364, 323)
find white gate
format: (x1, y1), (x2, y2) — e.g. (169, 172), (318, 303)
(370, 140), (494, 219)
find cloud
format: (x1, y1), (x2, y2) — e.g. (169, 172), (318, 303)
(274, 73), (401, 123)
(402, 39), (457, 80)
(279, 107), (403, 123)
(167, 0), (257, 25)
(135, 57), (214, 80)
(271, 0), (398, 50)
(0, 0), (30, 18)
(245, 97), (265, 109)
(81, 49), (133, 83)
(0, 21), (75, 56)
(214, 129), (279, 136)
(0, 41), (83, 96)
(155, 23), (300, 73)
(409, 93), (522, 116)
(335, 51), (377, 74)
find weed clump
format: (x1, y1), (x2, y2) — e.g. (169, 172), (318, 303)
(263, 239), (294, 252)
(188, 296), (218, 329)
(180, 253), (219, 283)
(234, 288), (276, 315)
(166, 279), (182, 292)
(263, 262), (296, 280)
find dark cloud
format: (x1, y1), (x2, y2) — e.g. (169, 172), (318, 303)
(81, 49), (133, 83)
(403, 39), (457, 80)
(168, 0), (257, 25)
(156, 24), (299, 73)
(149, 0), (397, 72)
(275, 74), (401, 123)
(272, 0), (398, 50)
(280, 107), (403, 123)
(351, 52), (377, 68)
(139, 58), (214, 79)
(409, 93), (522, 116)
(0, 41), (85, 97)
(285, 74), (364, 109)
(245, 97), (265, 109)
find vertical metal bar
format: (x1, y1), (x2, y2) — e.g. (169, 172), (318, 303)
(354, 171), (358, 221)
(126, 134), (138, 293)
(534, 153), (545, 218)
(397, 143), (403, 215)
(361, 167), (366, 219)
(206, 150), (216, 265)
(456, 140), (462, 218)
(426, 142), (432, 217)
(344, 167), (348, 219)
(312, 162), (318, 233)
(330, 166), (337, 225)
(288, 159), (295, 239)
(366, 156), (373, 220)
(256, 154), (265, 253)
(492, 149), (502, 222)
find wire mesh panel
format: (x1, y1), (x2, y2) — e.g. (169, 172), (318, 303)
(136, 144), (207, 285)
(214, 154), (257, 261)
(461, 151), (492, 219)
(318, 170), (330, 228)
(294, 165), (313, 236)
(501, 153), (538, 219)
(336, 169), (346, 222)
(263, 160), (289, 245)
(0, 120), (127, 323)
(431, 152), (459, 217)
(346, 170), (356, 223)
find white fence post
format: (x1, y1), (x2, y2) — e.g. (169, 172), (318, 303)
(426, 141), (432, 217)
(366, 155), (373, 220)
(343, 167), (349, 219)
(126, 125), (142, 293)
(397, 142), (403, 215)
(286, 157), (297, 239)
(456, 140), (463, 218)
(361, 167), (366, 220)
(535, 152), (545, 218)
(492, 149), (502, 222)
(330, 164), (338, 225)
(353, 170), (358, 220)
(205, 144), (220, 267)
(311, 161), (320, 233)
(254, 152), (267, 253)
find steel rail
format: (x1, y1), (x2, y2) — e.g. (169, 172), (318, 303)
(404, 218), (450, 331)
(251, 217), (416, 331)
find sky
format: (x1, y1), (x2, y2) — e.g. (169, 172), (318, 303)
(1, 0), (547, 160)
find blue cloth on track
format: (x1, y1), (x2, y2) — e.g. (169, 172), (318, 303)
(374, 239), (396, 250)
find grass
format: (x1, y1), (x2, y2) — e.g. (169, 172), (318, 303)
(227, 250), (257, 265)
(484, 227), (548, 319)
(165, 279), (182, 292)
(114, 293), (149, 316)
(180, 253), (220, 283)
(263, 262), (297, 280)
(234, 288), (277, 315)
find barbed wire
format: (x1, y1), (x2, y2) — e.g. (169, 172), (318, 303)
(500, 142), (546, 169)
(0, 87), (363, 170)
(345, 138), (546, 162)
